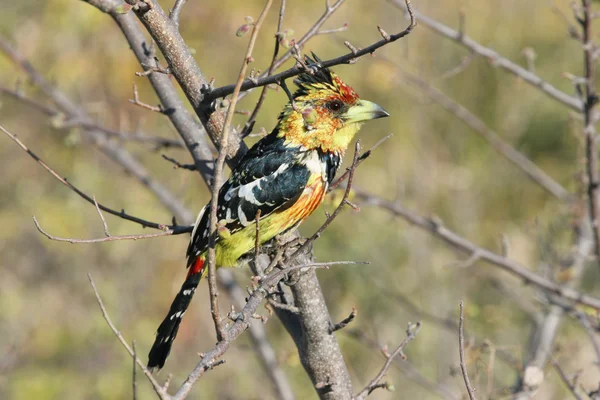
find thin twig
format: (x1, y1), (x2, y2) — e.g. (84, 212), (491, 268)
(33, 216), (175, 244)
(254, 210), (262, 262)
(205, 0), (274, 342)
(329, 134), (393, 191)
(173, 259), (360, 400)
(345, 329), (460, 400)
(132, 341), (138, 400)
(204, 0), (416, 102)
(291, 140), (362, 259)
(162, 154), (198, 171)
(581, 0), (600, 269)
(87, 274), (170, 400)
(329, 307), (357, 333)
(354, 189), (600, 310)
(0, 124), (189, 234)
(552, 359), (583, 400)
(242, 0), (286, 137)
(459, 302), (477, 400)
(353, 321), (422, 399)
(383, 61), (571, 201)
(129, 83), (164, 113)
(0, 86), (185, 150)
(169, 0), (187, 28)
(389, 0), (583, 112)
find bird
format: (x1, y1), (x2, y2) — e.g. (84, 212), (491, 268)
(147, 54), (389, 371)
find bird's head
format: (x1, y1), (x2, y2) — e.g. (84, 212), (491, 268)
(276, 54), (388, 154)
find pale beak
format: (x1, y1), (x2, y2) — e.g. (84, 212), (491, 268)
(343, 100), (389, 123)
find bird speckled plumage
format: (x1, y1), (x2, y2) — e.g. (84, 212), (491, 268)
(147, 55), (389, 371)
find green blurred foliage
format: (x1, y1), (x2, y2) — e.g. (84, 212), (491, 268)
(1, 0), (599, 399)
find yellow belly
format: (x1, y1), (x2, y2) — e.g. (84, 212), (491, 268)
(212, 174), (327, 267)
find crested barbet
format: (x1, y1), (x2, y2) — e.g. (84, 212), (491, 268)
(148, 55), (389, 370)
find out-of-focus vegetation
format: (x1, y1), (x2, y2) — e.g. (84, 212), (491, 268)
(1, 0), (599, 399)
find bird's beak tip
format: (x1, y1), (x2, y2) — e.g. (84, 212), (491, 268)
(372, 106), (390, 120)
(346, 100), (389, 123)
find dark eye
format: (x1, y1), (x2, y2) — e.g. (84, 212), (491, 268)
(326, 100), (343, 112)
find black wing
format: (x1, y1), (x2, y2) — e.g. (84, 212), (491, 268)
(185, 133), (310, 263)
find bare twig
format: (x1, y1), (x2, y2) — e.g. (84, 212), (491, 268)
(552, 359), (583, 400)
(345, 329), (460, 400)
(173, 259), (359, 400)
(329, 307), (357, 333)
(292, 140), (362, 259)
(169, 0), (187, 28)
(440, 51), (476, 80)
(581, 0), (600, 268)
(1, 85), (185, 150)
(206, 0), (274, 342)
(242, 0), (286, 136)
(329, 134), (393, 191)
(87, 274), (170, 400)
(162, 154), (197, 171)
(459, 302), (477, 400)
(204, 0), (416, 101)
(317, 23), (349, 35)
(136, 63), (171, 77)
(254, 210), (262, 262)
(0, 34), (197, 221)
(385, 62), (571, 201)
(353, 321), (422, 399)
(0, 124), (189, 234)
(129, 82), (164, 113)
(33, 216), (175, 244)
(132, 341), (138, 400)
(354, 189), (600, 310)
(389, 0), (583, 112)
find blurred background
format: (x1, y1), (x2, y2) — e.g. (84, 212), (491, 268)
(1, 0), (598, 398)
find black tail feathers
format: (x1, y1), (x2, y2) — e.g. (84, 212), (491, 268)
(148, 272), (202, 371)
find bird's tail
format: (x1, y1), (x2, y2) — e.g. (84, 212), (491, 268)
(148, 256), (206, 371)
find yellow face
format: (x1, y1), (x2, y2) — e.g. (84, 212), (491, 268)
(277, 68), (388, 154)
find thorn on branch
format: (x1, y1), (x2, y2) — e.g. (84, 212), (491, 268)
(129, 83), (165, 113)
(329, 307), (357, 333)
(136, 62), (171, 77)
(377, 26), (391, 42)
(162, 154), (197, 170)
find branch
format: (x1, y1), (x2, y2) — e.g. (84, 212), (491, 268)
(0, 85), (185, 150)
(205, 0), (274, 342)
(385, 62), (571, 201)
(459, 302), (477, 400)
(33, 216), (175, 244)
(389, 0), (583, 112)
(169, 0), (187, 29)
(581, 0), (600, 268)
(292, 140), (362, 259)
(0, 35), (196, 223)
(552, 359), (584, 400)
(204, 0), (416, 102)
(80, 1), (216, 184)
(242, 0), (287, 137)
(354, 189), (600, 310)
(329, 307), (357, 333)
(0, 124), (190, 234)
(353, 322), (422, 399)
(172, 260), (359, 399)
(345, 329), (460, 400)
(87, 273), (171, 400)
